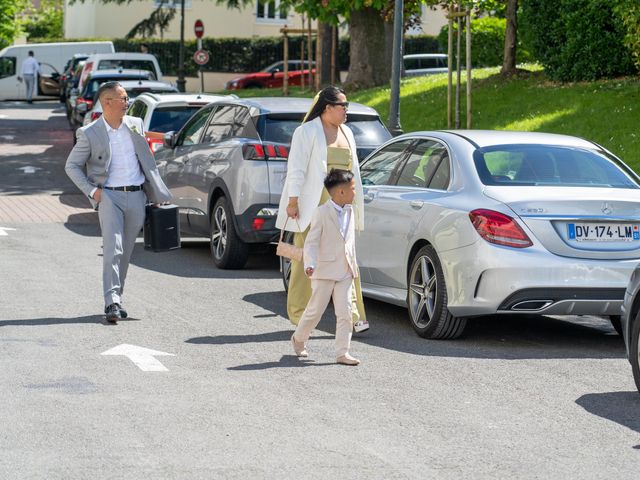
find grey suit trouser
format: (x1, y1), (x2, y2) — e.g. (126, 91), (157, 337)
(23, 74), (35, 101)
(98, 189), (146, 307)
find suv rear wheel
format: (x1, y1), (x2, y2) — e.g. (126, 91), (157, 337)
(630, 311), (640, 393)
(210, 196), (249, 269)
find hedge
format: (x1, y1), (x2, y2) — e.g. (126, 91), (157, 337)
(437, 16), (534, 68)
(29, 34), (440, 77)
(520, 0), (637, 81)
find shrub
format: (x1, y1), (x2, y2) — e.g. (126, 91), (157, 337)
(437, 16), (533, 68)
(614, 0), (640, 72)
(521, 0), (636, 81)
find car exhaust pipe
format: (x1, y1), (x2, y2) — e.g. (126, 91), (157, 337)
(511, 300), (554, 311)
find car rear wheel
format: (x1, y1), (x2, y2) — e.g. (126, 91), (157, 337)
(630, 311), (640, 393)
(279, 230), (295, 292)
(609, 315), (623, 336)
(210, 196), (249, 269)
(408, 245), (467, 339)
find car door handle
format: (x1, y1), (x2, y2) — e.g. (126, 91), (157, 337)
(410, 200), (424, 209)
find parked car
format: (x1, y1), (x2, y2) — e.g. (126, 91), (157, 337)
(82, 80), (179, 127)
(281, 130), (640, 339)
(0, 41), (114, 101)
(127, 92), (237, 153)
(59, 54), (89, 102)
(69, 69), (153, 129)
(77, 52), (162, 93)
(155, 97), (391, 269)
(622, 264), (640, 392)
(225, 60), (315, 90)
(403, 53), (448, 76)
(64, 61), (87, 119)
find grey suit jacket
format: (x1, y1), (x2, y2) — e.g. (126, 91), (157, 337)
(65, 115), (172, 209)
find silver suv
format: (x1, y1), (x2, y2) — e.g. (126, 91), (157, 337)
(155, 97), (391, 269)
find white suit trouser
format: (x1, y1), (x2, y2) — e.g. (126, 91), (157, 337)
(294, 276), (354, 357)
(98, 189), (146, 307)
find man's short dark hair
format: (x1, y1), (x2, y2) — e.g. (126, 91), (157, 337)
(97, 81), (122, 102)
(28, 50), (34, 56)
(324, 169), (354, 191)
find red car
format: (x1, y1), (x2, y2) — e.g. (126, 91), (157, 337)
(225, 60), (316, 90)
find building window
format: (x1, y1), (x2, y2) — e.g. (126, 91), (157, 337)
(256, 0), (287, 22)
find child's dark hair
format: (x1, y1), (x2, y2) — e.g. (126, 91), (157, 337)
(324, 169), (354, 191)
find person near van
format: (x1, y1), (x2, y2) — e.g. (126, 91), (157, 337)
(19, 51), (39, 103)
(276, 86), (369, 333)
(65, 81), (172, 323)
(290, 169), (361, 366)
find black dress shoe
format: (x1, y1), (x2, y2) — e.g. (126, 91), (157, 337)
(104, 303), (127, 319)
(105, 303), (121, 323)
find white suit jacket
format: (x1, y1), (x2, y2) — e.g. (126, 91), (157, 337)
(275, 116), (365, 232)
(303, 201), (358, 281)
(65, 115), (172, 209)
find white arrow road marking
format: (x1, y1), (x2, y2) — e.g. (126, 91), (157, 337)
(101, 344), (175, 372)
(0, 135), (14, 140)
(0, 227), (16, 236)
(18, 166), (41, 174)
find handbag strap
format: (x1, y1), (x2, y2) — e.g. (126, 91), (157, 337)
(280, 217), (302, 241)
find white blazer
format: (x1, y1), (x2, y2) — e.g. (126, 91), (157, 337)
(275, 116), (365, 232)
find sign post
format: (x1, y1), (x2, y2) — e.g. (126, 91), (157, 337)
(194, 19), (206, 93)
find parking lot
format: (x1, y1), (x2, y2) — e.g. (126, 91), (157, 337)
(1, 101), (639, 479)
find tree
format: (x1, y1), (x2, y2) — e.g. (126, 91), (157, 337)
(0, 0), (21, 49)
(500, 0), (517, 75)
(18, 0), (64, 40)
(127, 1), (177, 40)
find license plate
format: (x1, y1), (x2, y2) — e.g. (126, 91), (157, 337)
(567, 223), (640, 242)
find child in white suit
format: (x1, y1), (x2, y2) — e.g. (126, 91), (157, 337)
(291, 169), (361, 365)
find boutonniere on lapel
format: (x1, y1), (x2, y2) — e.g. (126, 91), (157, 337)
(130, 125), (141, 136)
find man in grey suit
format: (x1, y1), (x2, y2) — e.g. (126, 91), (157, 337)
(65, 81), (172, 323)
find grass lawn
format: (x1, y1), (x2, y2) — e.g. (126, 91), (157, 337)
(218, 65), (640, 172)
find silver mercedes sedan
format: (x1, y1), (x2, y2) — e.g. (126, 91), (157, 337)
(354, 130), (640, 339)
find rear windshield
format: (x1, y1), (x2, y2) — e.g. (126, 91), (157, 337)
(83, 76), (148, 99)
(97, 60), (157, 78)
(148, 106), (203, 133)
(474, 144), (639, 189)
(126, 87), (176, 100)
(259, 114), (391, 148)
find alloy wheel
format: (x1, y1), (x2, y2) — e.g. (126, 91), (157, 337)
(409, 255), (437, 328)
(211, 205), (228, 260)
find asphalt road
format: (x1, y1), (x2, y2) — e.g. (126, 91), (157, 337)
(1, 101), (639, 479)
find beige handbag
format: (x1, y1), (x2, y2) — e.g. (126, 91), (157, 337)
(276, 218), (303, 263)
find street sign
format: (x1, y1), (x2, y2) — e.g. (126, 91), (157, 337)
(194, 19), (204, 38)
(193, 49), (209, 66)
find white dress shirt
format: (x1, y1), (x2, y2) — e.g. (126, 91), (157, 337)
(21, 57), (39, 76)
(330, 200), (352, 240)
(103, 117), (145, 188)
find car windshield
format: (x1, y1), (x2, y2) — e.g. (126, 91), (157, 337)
(148, 106), (203, 133)
(474, 144), (640, 188)
(260, 114), (391, 149)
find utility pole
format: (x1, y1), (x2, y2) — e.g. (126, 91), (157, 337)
(388, 0), (403, 136)
(176, 0), (186, 92)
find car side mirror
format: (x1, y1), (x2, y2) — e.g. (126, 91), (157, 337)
(271, 68), (280, 77)
(76, 103), (88, 114)
(163, 131), (176, 149)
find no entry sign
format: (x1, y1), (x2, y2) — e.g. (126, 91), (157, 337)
(194, 19), (204, 38)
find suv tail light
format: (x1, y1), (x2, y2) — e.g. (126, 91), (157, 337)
(469, 209), (533, 248)
(242, 143), (289, 161)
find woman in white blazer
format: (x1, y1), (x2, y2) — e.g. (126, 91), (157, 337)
(276, 86), (368, 330)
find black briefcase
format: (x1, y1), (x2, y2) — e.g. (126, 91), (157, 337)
(144, 204), (180, 252)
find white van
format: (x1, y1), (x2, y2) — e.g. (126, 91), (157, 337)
(0, 41), (114, 101)
(78, 53), (163, 93)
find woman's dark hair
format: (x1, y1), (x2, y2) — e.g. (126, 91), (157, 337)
(303, 85), (346, 123)
(324, 169), (354, 191)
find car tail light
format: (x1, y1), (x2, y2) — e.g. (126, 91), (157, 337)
(243, 142), (289, 161)
(76, 97), (94, 110)
(252, 218), (265, 230)
(469, 209), (533, 248)
(90, 111), (102, 121)
(148, 137), (164, 153)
